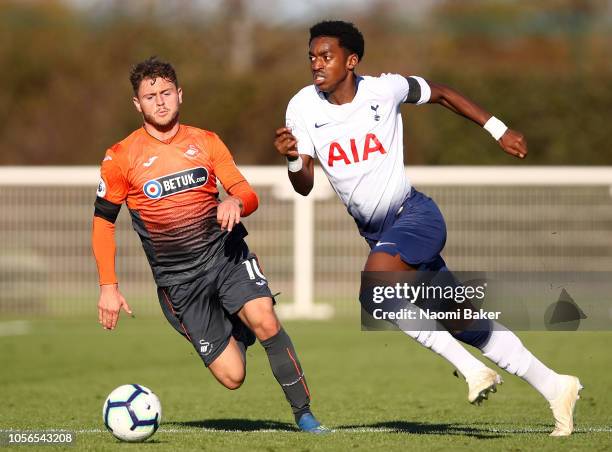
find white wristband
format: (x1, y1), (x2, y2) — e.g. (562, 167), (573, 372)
(483, 116), (508, 141)
(287, 156), (303, 172)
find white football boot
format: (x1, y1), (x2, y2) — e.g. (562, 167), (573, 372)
(464, 367), (503, 405)
(549, 375), (582, 436)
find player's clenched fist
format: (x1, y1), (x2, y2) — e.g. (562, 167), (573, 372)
(499, 129), (528, 159)
(217, 196), (242, 232)
(274, 127), (299, 160)
(98, 284), (132, 330)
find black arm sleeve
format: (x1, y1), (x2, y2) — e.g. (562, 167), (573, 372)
(94, 197), (121, 224)
(404, 76), (422, 104)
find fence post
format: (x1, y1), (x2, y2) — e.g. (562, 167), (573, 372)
(274, 175), (334, 320)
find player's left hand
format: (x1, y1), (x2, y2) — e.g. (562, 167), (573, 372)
(498, 129), (527, 159)
(98, 284), (132, 331)
(217, 197), (242, 232)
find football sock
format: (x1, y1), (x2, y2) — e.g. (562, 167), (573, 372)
(260, 328), (312, 422)
(403, 328), (488, 378)
(360, 283), (487, 380)
(360, 282), (488, 381)
(480, 322), (561, 401)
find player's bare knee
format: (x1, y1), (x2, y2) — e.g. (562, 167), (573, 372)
(223, 378), (244, 391)
(220, 370), (245, 390)
(252, 316), (280, 341)
(260, 319), (281, 340)
(241, 301), (280, 340)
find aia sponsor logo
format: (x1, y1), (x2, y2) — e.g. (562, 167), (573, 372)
(143, 167), (209, 199)
(327, 133), (387, 167)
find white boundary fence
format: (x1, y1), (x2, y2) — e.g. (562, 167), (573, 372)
(1, 166), (612, 318)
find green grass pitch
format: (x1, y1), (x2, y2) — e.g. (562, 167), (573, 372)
(1, 315), (610, 451)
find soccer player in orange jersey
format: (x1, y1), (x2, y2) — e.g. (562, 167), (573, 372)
(92, 57), (327, 433)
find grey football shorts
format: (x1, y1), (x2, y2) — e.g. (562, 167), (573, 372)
(157, 238), (273, 367)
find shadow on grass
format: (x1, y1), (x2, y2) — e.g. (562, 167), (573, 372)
(168, 419), (507, 438)
(338, 421), (505, 439)
(167, 418), (297, 432)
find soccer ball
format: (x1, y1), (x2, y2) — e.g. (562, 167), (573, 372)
(102, 384), (162, 442)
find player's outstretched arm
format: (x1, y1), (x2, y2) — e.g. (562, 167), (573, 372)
(274, 127), (315, 195)
(427, 81), (527, 159)
(92, 216), (132, 330)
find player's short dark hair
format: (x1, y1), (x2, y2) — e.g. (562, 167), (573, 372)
(309, 20), (364, 61)
(129, 57), (178, 95)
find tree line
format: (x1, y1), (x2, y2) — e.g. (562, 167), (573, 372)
(1, 0), (610, 166)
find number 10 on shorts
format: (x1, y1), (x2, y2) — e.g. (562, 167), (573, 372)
(242, 258), (266, 280)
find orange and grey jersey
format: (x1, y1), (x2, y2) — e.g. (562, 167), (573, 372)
(92, 125), (258, 286)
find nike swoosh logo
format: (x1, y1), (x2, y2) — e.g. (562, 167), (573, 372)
(143, 156), (158, 167)
(376, 242), (396, 247)
(314, 122), (330, 128)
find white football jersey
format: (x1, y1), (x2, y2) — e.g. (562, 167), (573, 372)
(286, 73), (430, 240)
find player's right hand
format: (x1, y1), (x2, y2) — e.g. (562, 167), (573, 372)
(274, 127), (299, 160)
(98, 284), (132, 330)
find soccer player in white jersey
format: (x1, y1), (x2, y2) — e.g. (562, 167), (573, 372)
(274, 20), (581, 436)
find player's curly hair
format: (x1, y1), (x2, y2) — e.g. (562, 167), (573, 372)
(129, 57), (179, 95)
(309, 20), (365, 61)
